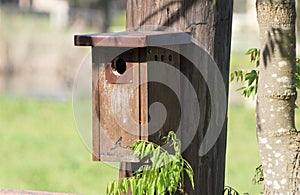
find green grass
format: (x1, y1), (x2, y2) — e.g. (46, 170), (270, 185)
(0, 95), (118, 195)
(226, 49), (263, 194)
(225, 104), (263, 194)
(230, 51), (253, 70)
(1, 94), (299, 194)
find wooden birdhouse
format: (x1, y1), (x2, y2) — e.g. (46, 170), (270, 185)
(74, 31), (190, 162)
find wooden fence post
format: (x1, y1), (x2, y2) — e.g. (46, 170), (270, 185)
(122, 0), (233, 194)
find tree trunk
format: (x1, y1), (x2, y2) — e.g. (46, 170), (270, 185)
(297, 1), (300, 33)
(256, 0), (300, 193)
(124, 0), (233, 194)
(101, 0), (110, 32)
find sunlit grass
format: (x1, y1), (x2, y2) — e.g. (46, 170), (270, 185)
(226, 104), (263, 194)
(0, 94), (264, 194)
(0, 95), (118, 195)
(1, 90), (300, 194)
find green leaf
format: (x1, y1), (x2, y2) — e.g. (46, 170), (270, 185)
(154, 153), (165, 168)
(106, 181), (113, 195)
(140, 141), (147, 158)
(151, 147), (161, 165)
(245, 48), (260, 64)
(157, 174), (165, 195)
(295, 72), (300, 88)
(236, 86), (246, 92)
(245, 48), (258, 55)
(106, 131), (194, 195)
(112, 182), (117, 194)
(132, 141), (142, 156)
(252, 164), (264, 185)
(185, 168), (195, 189)
(121, 178), (129, 194)
(224, 186), (241, 195)
(137, 178), (144, 195)
(245, 70), (258, 86)
(144, 142), (154, 157)
(231, 70), (245, 82)
(230, 72), (235, 82)
(129, 178), (137, 195)
(149, 183), (155, 195)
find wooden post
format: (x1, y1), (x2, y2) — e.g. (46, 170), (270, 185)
(123, 0), (233, 194)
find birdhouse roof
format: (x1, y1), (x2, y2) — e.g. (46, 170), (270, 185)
(74, 31), (191, 47)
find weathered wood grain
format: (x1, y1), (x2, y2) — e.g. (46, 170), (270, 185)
(96, 48), (140, 162)
(74, 32), (190, 47)
(145, 47), (181, 146)
(92, 47), (101, 161)
(126, 0), (233, 194)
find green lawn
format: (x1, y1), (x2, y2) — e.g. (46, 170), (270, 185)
(226, 104), (263, 194)
(0, 94), (299, 194)
(0, 95), (118, 195)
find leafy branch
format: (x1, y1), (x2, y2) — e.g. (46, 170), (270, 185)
(230, 48), (260, 98)
(252, 164), (264, 185)
(224, 186), (251, 195)
(106, 131), (194, 195)
(296, 58), (300, 89)
(231, 48), (300, 103)
(223, 186), (241, 195)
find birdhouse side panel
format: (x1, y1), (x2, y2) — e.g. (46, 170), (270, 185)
(146, 47), (181, 145)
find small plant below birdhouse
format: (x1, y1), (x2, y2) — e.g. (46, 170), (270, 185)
(106, 131), (194, 195)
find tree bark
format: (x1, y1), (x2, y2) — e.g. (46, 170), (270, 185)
(124, 0), (233, 194)
(297, 1), (300, 33)
(256, 0), (300, 193)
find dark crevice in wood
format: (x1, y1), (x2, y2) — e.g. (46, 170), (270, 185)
(186, 22), (208, 29)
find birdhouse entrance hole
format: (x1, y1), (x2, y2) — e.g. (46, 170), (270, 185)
(111, 58), (127, 75)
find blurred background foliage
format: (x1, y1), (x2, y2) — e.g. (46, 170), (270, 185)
(0, 0), (299, 195)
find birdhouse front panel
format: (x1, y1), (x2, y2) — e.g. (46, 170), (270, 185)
(93, 48), (141, 162)
(74, 31), (190, 162)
